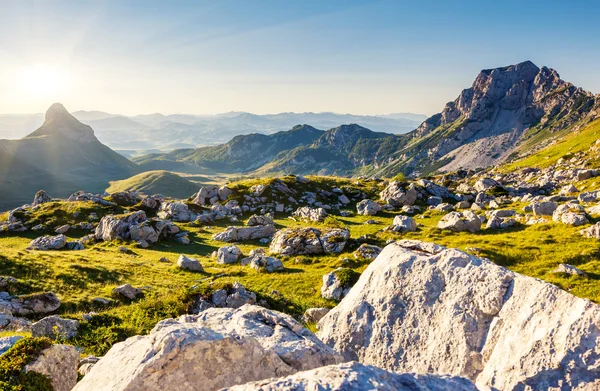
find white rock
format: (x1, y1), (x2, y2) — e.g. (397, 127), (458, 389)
(318, 240), (600, 390)
(177, 255), (204, 272)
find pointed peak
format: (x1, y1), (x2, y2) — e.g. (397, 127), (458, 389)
(45, 103), (70, 122)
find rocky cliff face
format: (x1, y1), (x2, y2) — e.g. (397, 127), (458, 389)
(386, 61), (597, 175)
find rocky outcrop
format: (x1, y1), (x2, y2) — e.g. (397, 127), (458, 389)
(353, 243), (382, 260)
(212, 225), (276, 242)
(0, 292), (60, 316)
(391, 215), (417, 232)
(269, 227), (350, 255)
(437, 211), (481, 232)
(217, 246), (243, 264)
(95, 210), (179, 245)
(247, 214), (274, 226)
(74, 305), (342, 391)
(318, 240), (600, 390)
(222, 362), (480, 391)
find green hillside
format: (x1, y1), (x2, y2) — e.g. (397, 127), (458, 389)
(106, 170), (205, 198)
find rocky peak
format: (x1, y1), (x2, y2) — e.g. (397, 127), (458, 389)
(27, 103), (98, 143)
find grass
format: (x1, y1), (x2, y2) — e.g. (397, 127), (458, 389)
(106, 170), (204, 199)
(1, 176), (600, 357)
(0, 337), (54, 391)
(502, 118), (600, 171)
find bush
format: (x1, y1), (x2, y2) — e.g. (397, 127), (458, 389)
(0, 337), (54, 391)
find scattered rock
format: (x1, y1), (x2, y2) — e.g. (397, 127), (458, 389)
(356, 199), (381, 216)
(553, 263), (587, 277)
(302, 308), (330, 324)
(293, 206), (328, 222)
(177, 255), (204, 272)
(380, 181), (417, 207)
(247, 214), (274, 226)
(31, 315), (80, 339)
(213, 225), (276, 242)
(391, 215), (417, 232)
(112, 284), (142, 300)
(32, 190), (53, 206)
(437, 211), (481, 232)
(353, 243), (382, 260)
(321, 268), (359, 301)
(24, 343), (80, 391)
(270, 228), (350, 255)
(27, 234), (67, 250)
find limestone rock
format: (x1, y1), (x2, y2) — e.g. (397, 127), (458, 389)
(391, 215), (418, 232)
(353, 243), (382, 260)
(75, 305), (341, 391)
(269, 228), (349, 255)
(222, 362), (480, 391)
(356, 199), (381, 216)
(249, 255), (284, 273)
(213, 225), (276, 242)
(293, 206), (328, 222)
(27, 234), (67, 250)
(112, 284), (142, 300)
(581, 222), (600, 239)
(302, 308), (330, 324)
(177, 255), (204, 272)
(157, 201), (191, 222)
(380, 181), (417, 207)
(321, 268), (358, 301)
(552, 202), (589, 226)
(32, 190), (53, 206)
(25, 344), (79, 391)
(31, 315), (80, 339)
(247, 214), (274, 226)
(217, 246), (243, 264)
(0, 335), (23, 356)
(437, 211), (481, 232)
(531, 201), (558, 216)
(318, 240), (600, 390)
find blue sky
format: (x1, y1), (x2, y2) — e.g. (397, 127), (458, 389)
(0, 0), (598, 115)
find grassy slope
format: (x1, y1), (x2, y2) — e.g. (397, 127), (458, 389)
(502, 118), (600, 171)
(1, 177), (600, 356)
(106, 170), (203, 199)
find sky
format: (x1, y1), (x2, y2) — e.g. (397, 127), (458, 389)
(0, 0), (598, 116)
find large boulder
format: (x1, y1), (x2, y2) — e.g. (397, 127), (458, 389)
(318, 240), (600, 390)
(157, 202), (191, 222)
(293, 206), (328, 222)
(552, 202), (589, 226)
(213, 225), (276, 242)
(222, 362), (480, 391)
(437, 211), (481, 232)
(249, 255), (284, 273)
(27, 234), (67, 250)
(73, 305), (342, 391)
(269, 228), (350, 255)
(95, 211), (147, 241)
(380, 181), (417, 207)
(356, 199), (382, 216)
(531, 201), (558, 216)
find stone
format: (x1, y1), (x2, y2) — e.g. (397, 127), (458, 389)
(213, 225), (276, 242)
(456, 200), (471, 209)
(553, 203), (589, 226)
(32, 190), (53, 206)
(427, 196), (443, 206)
(380, 181), (418, 207)
(95, 211), (147, 241)
(474, 178), (500, 192)
(177, 255), (204, 272)
(293, 206), (328, 222)
(338, 195), (350, 204)
(157, 202), (191, 222)
(318, 240), (600, 391)
(217, 245), (243, 264)
(0, 292), (61, 316)
(112, 284), (142, 300)
(25, 344), (79, 391)
(27, 234), (67, 250)
(222, 362), (480, 391)
(581, 222), (600, 239)
(218, 185), (233, 201)
(553, 263), (587, 277)
(225, 282), (257, 308)
(353, 243), (382, 260)
(391, 215), (418, 232)
(302, 308), (330, 324)
(321, 268), (357, 301)
(74, 305), (341, 391)
(437, 211), (481, 232)
(249, 255), (284, 273)
(247, 214), (274, 226)
(531, 201), (558, 216)
(356, 199), (382, 216)
(31, 315), (80, 339)
(269, 228), (350, 255)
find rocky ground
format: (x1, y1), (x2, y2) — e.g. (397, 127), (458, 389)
(1, 162), (600, 389)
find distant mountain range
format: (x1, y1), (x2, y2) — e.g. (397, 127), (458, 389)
(136, 61), (600, 177)
(2, 60), (599, 209)
(0, 110), (427, 156)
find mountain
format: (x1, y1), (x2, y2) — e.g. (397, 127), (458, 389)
(106, 170), (203, 199)
(134, 124), (325, 173)
(0, 103), (138, 209)
(134, 61), (600, 178)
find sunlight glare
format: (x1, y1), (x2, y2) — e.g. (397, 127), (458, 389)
(17, 64), (71, 99)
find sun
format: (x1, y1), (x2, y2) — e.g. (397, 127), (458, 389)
(17, 64), (70, 98)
